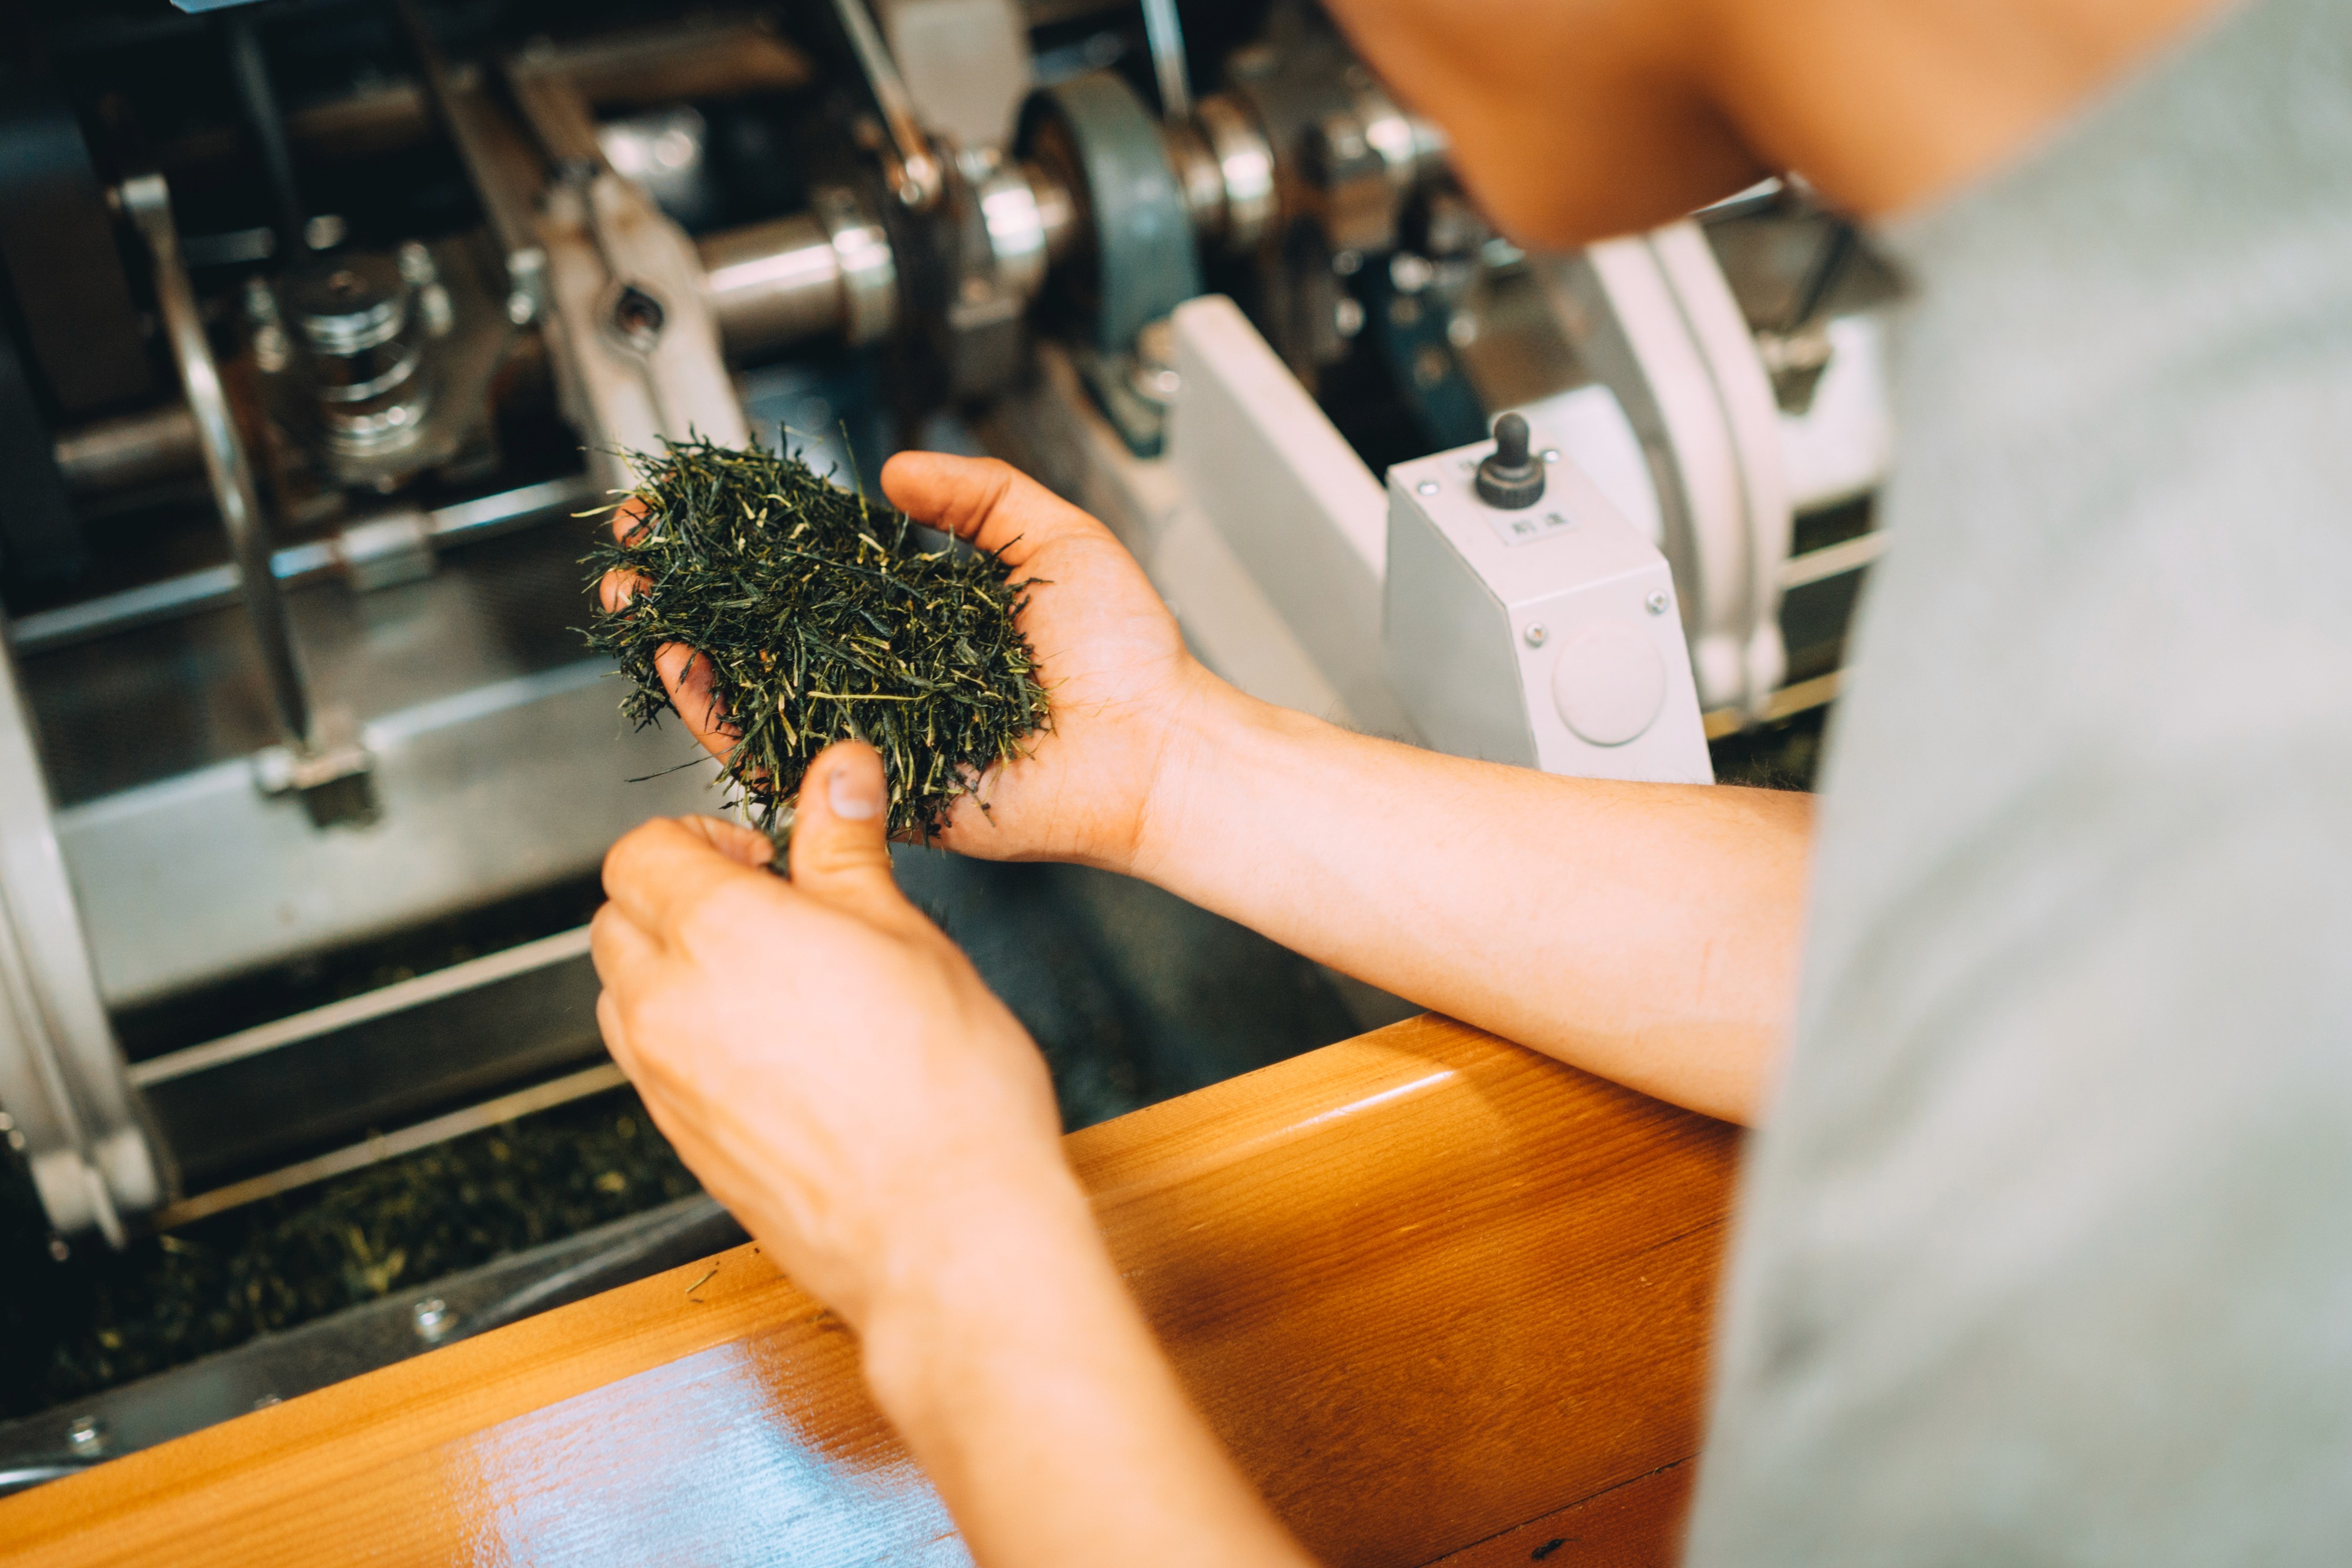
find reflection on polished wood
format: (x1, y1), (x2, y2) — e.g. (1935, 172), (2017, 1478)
(0, 1015), (1739, 1567)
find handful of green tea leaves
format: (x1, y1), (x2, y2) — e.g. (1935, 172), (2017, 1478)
(586, 439), (1048, 839)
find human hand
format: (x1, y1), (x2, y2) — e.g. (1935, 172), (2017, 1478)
(590, 738), (1085, 1332)
(595, 737), (1318, 1568)
(597, 452), (1235, 876)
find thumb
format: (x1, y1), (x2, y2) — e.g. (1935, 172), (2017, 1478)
(787, 741), (924, 934)
(880, 450), (1104, 567)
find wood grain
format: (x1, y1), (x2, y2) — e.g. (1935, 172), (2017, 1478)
(0, 1014), (1738, 1566)
(1428, 1464), (1696, 1568)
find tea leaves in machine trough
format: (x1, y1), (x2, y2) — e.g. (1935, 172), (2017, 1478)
(585, 440), (1050, 840)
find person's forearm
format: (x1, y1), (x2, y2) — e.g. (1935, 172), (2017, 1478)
(858, 1162), (1314, 1568)
(1128, 688), (1811, 1124)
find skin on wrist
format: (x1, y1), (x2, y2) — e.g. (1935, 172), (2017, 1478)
(1112, 672), (1269, 887)
(856, 1146), (1101, 1375)
(854, 1147), (1314, 1568)
(855, 1156), (1103, 1420)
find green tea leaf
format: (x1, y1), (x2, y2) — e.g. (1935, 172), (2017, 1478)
(584, 439), (1050, 840)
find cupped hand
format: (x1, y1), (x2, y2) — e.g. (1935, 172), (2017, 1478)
(597, 452), (1232, 875)
(590, 740), (1081, 1331)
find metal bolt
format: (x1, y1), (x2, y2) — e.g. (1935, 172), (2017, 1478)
(251, 323), (290, 375)
(506, 290), (537, 327)
(418, 283), (455, 338)
(1541, 448), (1562, 464)
(1524, 624), (1548, 648)
(240, 275), (279, 327)
(412, 1298), (452, 1343)
(1645, 590), (1670, 615)
(396, 240), (439, 288)
(65, 1416), (107, 1459)
(1416, 479), (1439, 496)
(1128, 359), (1182, 405)
(1332, 296), (1365, 339)
(607, 283), (666, 352)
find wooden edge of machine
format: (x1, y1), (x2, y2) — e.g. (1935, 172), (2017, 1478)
(0, 1014), (1741, 1567)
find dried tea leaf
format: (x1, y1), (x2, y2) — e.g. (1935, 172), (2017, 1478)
(584, 439), (1049, 838)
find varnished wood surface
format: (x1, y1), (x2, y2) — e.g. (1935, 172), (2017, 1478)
(0, 1015), (1739, 1566)
(1429, 1465), (1696, 1568)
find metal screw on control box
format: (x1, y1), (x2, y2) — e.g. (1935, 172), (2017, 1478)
(1646, 591), (1670, 615)
(1476, 413), (1545, 509)
(1523, 624), (1548, 648)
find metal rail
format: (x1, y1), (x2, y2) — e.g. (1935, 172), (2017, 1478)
(149, 1059), (627, 1231)
(130, 926), (594, 1089)
(8, 474), (598, 656)
(1776, 528), (1885, 591)
(1701, 668), (1842, 741)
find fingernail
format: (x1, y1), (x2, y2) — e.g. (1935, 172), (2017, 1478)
(828, 761), (881, 821)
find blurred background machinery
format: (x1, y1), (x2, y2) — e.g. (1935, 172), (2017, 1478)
(0, 0), (1889, 1478)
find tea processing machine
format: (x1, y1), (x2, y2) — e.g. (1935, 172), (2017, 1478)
(0, 0), (1891, 1263)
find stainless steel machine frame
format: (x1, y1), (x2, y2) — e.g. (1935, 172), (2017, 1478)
(0, 0), (1890, 1250)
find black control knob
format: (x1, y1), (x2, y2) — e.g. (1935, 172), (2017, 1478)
(1475, 412), (1546, 509)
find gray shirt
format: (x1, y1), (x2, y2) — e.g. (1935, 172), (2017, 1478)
(1684, 0), (2352, 1560)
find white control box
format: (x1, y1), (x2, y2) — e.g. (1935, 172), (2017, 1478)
(1382, 437), (1714, 785)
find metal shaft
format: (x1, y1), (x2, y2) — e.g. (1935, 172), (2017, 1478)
(697, 213), (846, 356)
(51, 403), (202, 496)
(1140, 0), (1193, 122)
(223, 15), (310, 260)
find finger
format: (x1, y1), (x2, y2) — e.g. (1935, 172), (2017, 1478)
(594, 605), (737, 756)
(601, 498), (740, 758)
(671, 813), (775, 870)
(586, 609), (737, 756)
(588, 897), (662, 989)
(787, 740), (928, 935)
(595, 987), (640, 1078)
(612, 495), (653, 544)
(602, 815), (773, 940)
(599, 566), (649, 614)
(653, 642), (739, 754)
(879, 452), (1108, 567)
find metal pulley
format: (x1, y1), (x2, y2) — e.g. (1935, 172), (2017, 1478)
(1018, 71), (1202, 360)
